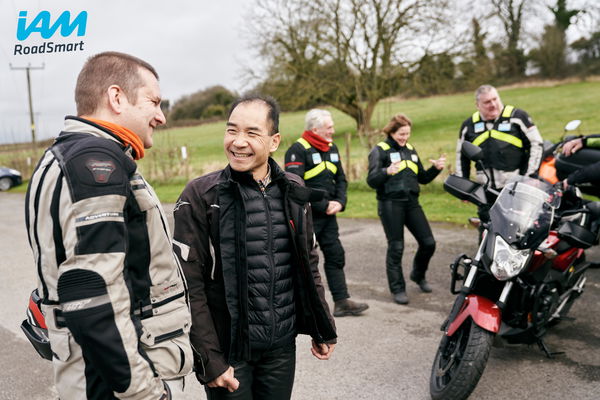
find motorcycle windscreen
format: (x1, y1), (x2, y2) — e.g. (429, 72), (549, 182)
(489, 177), (560, 250)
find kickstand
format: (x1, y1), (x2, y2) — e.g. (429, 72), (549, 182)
(537, 338), (565, 358)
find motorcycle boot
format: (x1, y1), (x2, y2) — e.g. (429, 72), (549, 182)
(414, 279), (432, 293)
(410, 236), (435, 293)
(393, 291), (409, 305)
(386, 240), (406, 294)
(333, 299), (369, 317)
(410, 271), (432, 293)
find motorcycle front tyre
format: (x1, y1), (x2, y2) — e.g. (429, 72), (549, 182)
(430, 318), (495, 400)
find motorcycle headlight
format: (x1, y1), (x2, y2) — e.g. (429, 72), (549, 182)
(490, 235), (530, 281)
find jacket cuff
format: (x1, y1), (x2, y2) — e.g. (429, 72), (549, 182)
(194, 356), (229, 385)
(312, 198), (329, 213)
(333, 198), (346, 209)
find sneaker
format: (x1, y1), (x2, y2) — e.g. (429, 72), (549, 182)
(333, 299), (369, 317)
(393, 291), (409, 305)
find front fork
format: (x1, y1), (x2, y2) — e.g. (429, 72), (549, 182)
(441, 230), (513, 338)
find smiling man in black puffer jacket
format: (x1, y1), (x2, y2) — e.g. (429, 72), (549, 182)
(172, 94), (337, 400)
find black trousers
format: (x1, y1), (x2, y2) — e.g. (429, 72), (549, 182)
(313, 214), (349, 302)
(378, 199), (436, 294)
(205, 342), (296, 400)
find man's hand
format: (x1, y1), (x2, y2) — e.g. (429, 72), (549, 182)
(159, 390), (170, 400)
(311, 340), (335, 360)
(159, 380), (171, 400)
(207, 366), (239, 393)
(563, 138), (583, 156)
(430, 154), (447, 170)
(325, 201), (343, 215)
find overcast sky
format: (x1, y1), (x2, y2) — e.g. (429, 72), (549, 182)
(0, 0), (251, 144)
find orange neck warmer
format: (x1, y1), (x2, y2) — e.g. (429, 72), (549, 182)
(85, 117), (145, 160)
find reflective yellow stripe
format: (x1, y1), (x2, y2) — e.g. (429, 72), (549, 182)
(397, 161), (407, 173)
(472, 131), (490, 147)
(587, 137), (600, 147)
(473, 106), (512, 123)
(304, 163), (326, 180)
(325, 161), (337, 174)
(297, 138), (311, 149)
(393, 160), (418, 175)
(407, 160), (418, 174)
(490, 130), (522, 148)
(502, 105), (514, 118)
(379, 141), (413, 151)
(304, 161), (337, 180)
(472, 130), (522, 148)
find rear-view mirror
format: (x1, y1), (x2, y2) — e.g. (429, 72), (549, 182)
(461, 141), (484, 162)
(564, 120), (581, 132)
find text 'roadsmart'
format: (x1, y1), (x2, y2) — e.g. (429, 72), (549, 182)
(14, 10), (87, 56)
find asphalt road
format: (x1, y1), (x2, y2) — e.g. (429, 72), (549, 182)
(1, 192), (599, 399)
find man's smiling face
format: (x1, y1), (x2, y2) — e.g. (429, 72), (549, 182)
(224, 100), (280, 179)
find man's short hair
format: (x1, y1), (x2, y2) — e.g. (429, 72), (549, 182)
(382, 113), (412, 136)
(475, 84), (497, 103)
(227, 94), (280, 135)
(305, 109), (332, 131)
(75, 51), (159, 116)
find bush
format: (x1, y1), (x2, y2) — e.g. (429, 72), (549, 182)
(169, 86), (236, 122)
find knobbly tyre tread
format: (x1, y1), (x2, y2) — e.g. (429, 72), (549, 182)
(430, 319), (495, 400)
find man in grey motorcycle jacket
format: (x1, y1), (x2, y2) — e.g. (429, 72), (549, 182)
(25, 52), (192, 399)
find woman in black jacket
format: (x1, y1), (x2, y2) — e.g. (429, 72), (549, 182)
(367, 114), (446, 305)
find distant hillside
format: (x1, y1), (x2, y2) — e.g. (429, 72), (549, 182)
(139, 78), (600, 184)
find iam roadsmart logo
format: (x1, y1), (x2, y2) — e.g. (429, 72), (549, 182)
(14, 10), (87, 55)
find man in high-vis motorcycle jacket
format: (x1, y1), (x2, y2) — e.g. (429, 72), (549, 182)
(24, 52), (192, 399)
(456, 84), (543, 190)
(284, 109), (368, 317)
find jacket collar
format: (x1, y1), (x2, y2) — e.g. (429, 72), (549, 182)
(222, 159), (319, 204)
(225, 158), (286, 186)
(385, 136), (401, 150)
(385, 136), (411, 151)
(60, 116), (135, 159)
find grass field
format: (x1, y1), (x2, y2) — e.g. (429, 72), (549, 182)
(3, 79), (599, 225)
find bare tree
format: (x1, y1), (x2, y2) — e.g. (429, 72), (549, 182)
(245, 0), (450, 145)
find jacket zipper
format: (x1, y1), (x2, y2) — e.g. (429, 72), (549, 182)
(144, 179), (190, 296)
(261, 188), (277, 347)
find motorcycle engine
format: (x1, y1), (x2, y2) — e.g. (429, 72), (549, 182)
(532, 283), (560, 331)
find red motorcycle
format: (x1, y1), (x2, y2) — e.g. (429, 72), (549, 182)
(429, 142), (600, 400)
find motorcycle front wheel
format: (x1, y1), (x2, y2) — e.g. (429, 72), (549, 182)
(430, 318), (494, 400)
